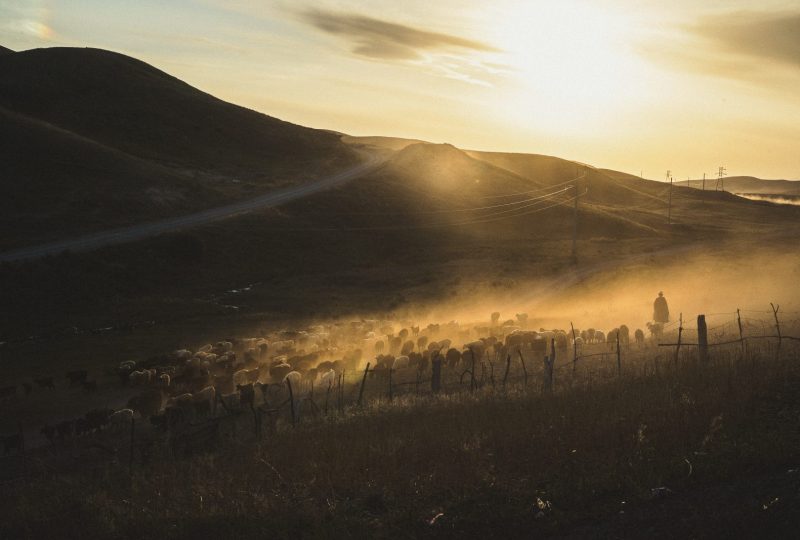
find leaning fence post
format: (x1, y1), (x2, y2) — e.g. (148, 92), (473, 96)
(698, 314), (709, 363)
(286, 378), (296, 428)
(570, 322), (578, 374)
(736, 308), (746, 356)
(357, 362), (370, 407)
(517, 349), (528, 386)
(503, 354), (511, 388)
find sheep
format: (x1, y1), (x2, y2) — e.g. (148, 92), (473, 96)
(445, 348), (462, 368)
(158, 373), (171, 387)
(172, 349), (192, 361)
(66, 370), (88, 387)
(34, 377), (55, 390)
(193, 386), (216, 411)
(119, 360), (137, 371)
(198, 344), (213, 353)
(166, 393), (194, 408)
(219, 392), (241, 411)
(232, 369), (250, 387)
(129, 370), (151, 386)
(284, 371), (302, 389)
(635, 329), (645, 346)
(108, 409), (134, 432)
(392, 356), (410, 370)
(618, 325), (630, 346)
(400, 340), (415, 355)
(319, 369), (336, 389)
(269, 362), (293, 382)
(516, 313), (529, 327)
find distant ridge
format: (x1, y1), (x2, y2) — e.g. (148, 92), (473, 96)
(674, 176), (800, 196)
(0, 45), (13, 55)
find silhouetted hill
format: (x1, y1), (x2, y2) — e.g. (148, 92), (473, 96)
(0, 46), (358, 247)
(0, 45), (13, 55)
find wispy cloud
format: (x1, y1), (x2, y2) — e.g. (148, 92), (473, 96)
(301, 9), (497, 60)
(696, 11), (800, 68)
(640, 10), (800, 90)
(299, 9), (503, 86)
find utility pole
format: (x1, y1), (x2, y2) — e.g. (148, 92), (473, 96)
(716, 166), (726, 191)
(666, 170), (673, 225)
(571, 169), (581, 263)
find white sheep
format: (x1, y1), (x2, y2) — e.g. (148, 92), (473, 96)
(198, 344), (213, 353)
(157, 373), (171, 388)
(283, 371), (302, 388)
(233, 369), (250, 387)
(319, 369), (336, 388)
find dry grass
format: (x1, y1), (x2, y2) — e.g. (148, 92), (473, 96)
(2, 342), (798, 539)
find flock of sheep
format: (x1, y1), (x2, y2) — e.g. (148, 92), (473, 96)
(2, 312), (652, 452)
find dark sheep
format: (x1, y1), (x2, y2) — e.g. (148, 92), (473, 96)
(66, 370), (88, 387)
(34, 377), (55, 390)
(1, 433), (23, 454)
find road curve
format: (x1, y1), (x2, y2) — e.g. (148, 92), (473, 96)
(0, 152), (386, 262)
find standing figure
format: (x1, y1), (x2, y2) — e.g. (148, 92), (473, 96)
(653, 292), (670, 323)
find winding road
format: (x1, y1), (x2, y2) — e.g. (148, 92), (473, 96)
(0, 152), (385, 262)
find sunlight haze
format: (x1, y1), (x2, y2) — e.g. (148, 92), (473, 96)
(2, 0), (799, 179)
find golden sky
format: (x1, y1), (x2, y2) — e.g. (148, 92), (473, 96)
(2, 0), (799, 179)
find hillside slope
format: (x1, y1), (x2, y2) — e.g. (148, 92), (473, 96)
(0, 46), (357, 247)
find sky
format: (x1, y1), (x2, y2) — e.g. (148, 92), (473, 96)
(2, 0), (800, 180)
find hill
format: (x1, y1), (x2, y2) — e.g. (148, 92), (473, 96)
(674, 176), (800, 196)
(0, 46), (357, 247)
(0, 45), (13, 55)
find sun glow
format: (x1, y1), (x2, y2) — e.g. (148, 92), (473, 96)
(483, 1), (650, 134)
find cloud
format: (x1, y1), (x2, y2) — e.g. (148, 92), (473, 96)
(696, 11), (800, 67)
(640, 10), (800, 92)
(301, 9), (498, 61)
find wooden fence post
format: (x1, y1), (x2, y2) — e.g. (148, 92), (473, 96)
(431, 356), (442, 394)
(616, 331), (621, 377)
(468, 347), (477, 392)
(675, 313), (683, 366)
(388, 368), (393, 402)
(503, 354), (511, 388)
(697, 314), (709, 363)
(357, 363), (370, 407)
(770, 303), (782, 360)
(517, 349), (528, 386)
(19, 422), (26, 481)
(736, 308), (746, 356)
(551, 338), (556, 389)
(129, 417), (135, 477)
(570, 322), (578, 374)
(286, 378), (296, 428)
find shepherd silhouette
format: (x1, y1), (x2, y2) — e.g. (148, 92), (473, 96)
(653, 292), (670, 323)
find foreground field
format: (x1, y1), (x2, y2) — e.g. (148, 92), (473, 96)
(2, 336), (798, 539)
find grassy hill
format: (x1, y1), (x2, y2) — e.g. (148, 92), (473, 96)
(0, 46), (357, 247)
